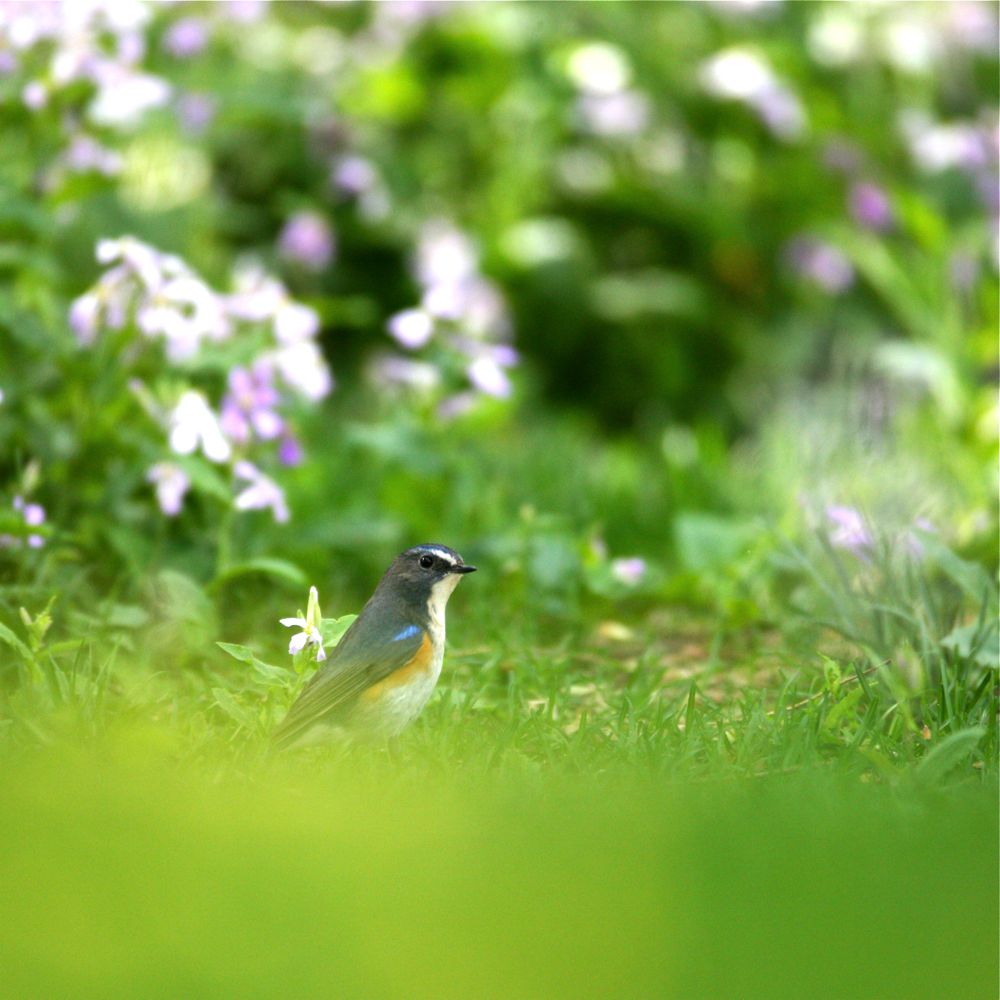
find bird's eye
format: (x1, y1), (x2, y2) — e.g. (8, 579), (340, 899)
(419, 554), (434, 569)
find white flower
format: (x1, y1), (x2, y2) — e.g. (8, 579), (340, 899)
(280, 585), (326, 660)
(233, 460), (289, 523)
(169, 391), (232, 463)
(147, 462), (190, 516)
(566, 42), (632, 96)
(416, 222), (478, 288)
(69, 292), (101, 344)
(136, 276), (230, 359)
(89, 69), (171, 128)
(700, 48), (775, 100)
(269, 340), (333, 401)
(274, 300), (320, 343)
(387, 308), (434, 349)
(467, 356), (512, 398)
(577, 90), (651, 138)
(611, 557), (647, 585)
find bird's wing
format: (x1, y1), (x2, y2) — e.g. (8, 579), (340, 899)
(271, 619), (426, 749)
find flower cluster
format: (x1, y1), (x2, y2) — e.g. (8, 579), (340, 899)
(825, 505), (937, 562)
(0, 496), (47, 550)
(381, 221), (518, 413)
(2, 1), (171, 129)
(699, 47), (806, 142)
(71, 236), (332, 521)
(566, 42), (652, 140)
(785, 236), (855, 295)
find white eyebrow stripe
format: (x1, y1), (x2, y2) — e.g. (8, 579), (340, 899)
(421, 547), (456, 564)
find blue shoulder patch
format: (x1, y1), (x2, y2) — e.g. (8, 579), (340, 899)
(392, 624), (422, 642)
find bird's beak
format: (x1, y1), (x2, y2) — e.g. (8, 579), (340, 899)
(453, 564), (477, 574)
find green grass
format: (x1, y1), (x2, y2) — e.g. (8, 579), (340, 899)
(1, 591), (996, 998)
(0, 735), (995, 1000)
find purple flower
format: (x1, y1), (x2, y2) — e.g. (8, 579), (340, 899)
(826, 505), (872, 555)
(163, 18), (208, 59)
(751, 85), (806, 142)
(331, 156), (377, 195)
(611, 557), (647, 585)
(278, 435), (304, 467)
(64, 135), (122, 176)
(222, 0), (268, 23)
(22, 81), (47, 110)
(12, 496), (46, 548)
(234, 461), (289, 523)
(786, 237), (854, 294)
(577, 91), (651, 138)
(849, 182), (893, 231)
(278, 213), (335, 272)
(176, 92), (217, 134)
(147, 463), (191, 517)
(219, 365), (284, 445)
(822, 138), (863, 176)
(387, 309), (434, 349)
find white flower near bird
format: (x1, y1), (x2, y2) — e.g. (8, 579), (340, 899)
(280, 586), (327, 661)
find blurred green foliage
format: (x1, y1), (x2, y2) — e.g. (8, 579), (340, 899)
(0, 744), (996, 1000)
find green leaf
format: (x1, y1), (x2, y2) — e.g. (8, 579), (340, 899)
(213, 558), (307, 590)
(920, 537), (993, 602)
(321, 615), (357, 647)
(216, 642), (290, 684)
(0, 621), (31, 660)
(941, 623), (999, 669)
(915, 728), (986, 784)
(105, 604), (151, 629)
(211, 687), (257, 728)
(216, 642), (254, 664)
(175, 456), (232, 504)
(675, 513), (756, 573)
(821, 686), (863, 737)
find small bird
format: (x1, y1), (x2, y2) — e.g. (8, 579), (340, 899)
(272, 544), (476, 748)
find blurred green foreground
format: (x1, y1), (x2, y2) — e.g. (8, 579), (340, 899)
(1, 740), (995, 1000)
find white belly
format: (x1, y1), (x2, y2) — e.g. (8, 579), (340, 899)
(350, 643), (444, 739)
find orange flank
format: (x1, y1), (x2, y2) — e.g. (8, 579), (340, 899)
(361, 632), (434, 702)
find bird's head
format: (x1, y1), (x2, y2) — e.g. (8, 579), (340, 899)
(382, 543), (476, 615)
